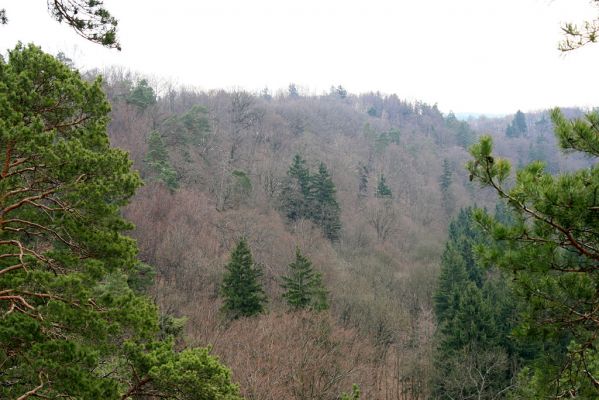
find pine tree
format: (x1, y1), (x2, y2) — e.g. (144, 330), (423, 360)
(127, 78), (157, 110)
(221, 238), (267, 318)
(145, 130), (178, 190)
(467, 108), (599, 396)
(375, 174), (392, 199)
(0, 44), (242, 400)
(309, 162), (342, 241)
(281, 248), (328, 311)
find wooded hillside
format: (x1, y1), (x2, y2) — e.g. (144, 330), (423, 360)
(94, 70), (590, 399)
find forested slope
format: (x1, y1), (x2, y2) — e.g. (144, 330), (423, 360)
(93, 70), (590, 399)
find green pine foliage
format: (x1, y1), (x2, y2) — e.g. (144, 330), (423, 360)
(221, 238), (267, 319)
(127, 79), (157, 110)
(340, 384), (361, 400)
(467, 108), (599, 397)
(374, 129), (400, 153)
(145, 130), (179, 190)
(122, 340), (241, 399)
(375, 174), (393, 199)
(161, 105), (211, 149)
(0, 44), (241, 400)
(281, 248), (328, 311)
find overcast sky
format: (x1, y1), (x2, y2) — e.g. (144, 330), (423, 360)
(1, 0), (598, 114)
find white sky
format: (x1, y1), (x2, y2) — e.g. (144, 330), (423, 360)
(1, 0), (598, 114)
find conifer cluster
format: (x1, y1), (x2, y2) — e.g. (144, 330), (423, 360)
(280, 154), (342, 241)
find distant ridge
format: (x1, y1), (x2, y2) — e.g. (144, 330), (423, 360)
(454, 112), (507, 120)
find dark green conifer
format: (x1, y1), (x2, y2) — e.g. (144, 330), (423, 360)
(439, 159), (454, 214)
(221, 238), (267, 318)
(375, 174), (392, 199)
(432, 208), (520, 399)
(280, 154), (311, 221)
(309, 162), (342, 241)
(0, 44), (241, 400)
(281, 248), (328, 311)
(467, 109), (599, 395)
(506, 110), (528, 138)
(358, 163), (369, 199)
(127, 79), (156, 110)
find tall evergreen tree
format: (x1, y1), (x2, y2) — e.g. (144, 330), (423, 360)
(0, 44), (241, 400)
(281, 248), (328, 311)
(467, 108), (599, 397)
(506, 110), (528, 138)
(309, 162), (342, 241)
(439, 159), (452, 193)
(279, 157), (341, 241)
(221, 238), (267, 319)
(432, 208), (520, 399)
(375, 174), (393, 199)
(440, 159), (454, 214)
(280, 154), (311, 221)
(127, 79), (157, 110)
(145, 130), (178, 190)
(358, 163), (369, 199)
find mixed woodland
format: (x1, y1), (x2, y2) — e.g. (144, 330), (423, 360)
(1, 2), (599, 399)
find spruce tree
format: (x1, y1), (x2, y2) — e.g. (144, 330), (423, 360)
(375, 174), (393, 199)
(432, 208), (520, 399)
(221, 238), (267, 318)
(358, 163), (369, 199)
(309, 162), (342, 241)
(280, 154), (311, 221)
(281, 248), (328, 311)
(506, 110), (528, 138)
(439, 159), (454, 214)
(439, 159), (452, 193)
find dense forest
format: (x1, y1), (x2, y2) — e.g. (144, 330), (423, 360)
(1, 1), (599, 400)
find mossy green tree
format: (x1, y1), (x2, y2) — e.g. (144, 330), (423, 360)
(467, 108), (599, 397)
(281, 248), (328, 311)
(221, 238), (267, 319)
(0, 44), (241, 400)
